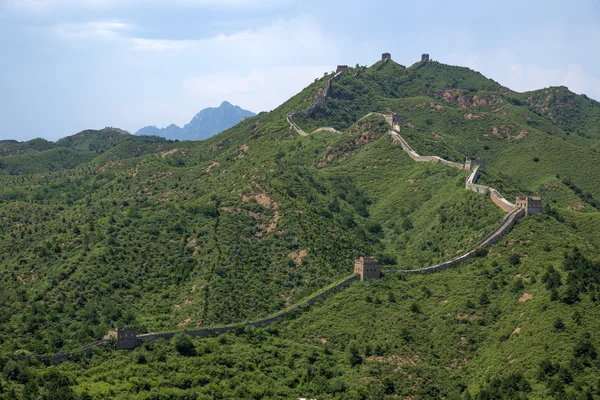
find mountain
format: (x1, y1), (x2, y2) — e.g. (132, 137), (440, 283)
(2, 55), (600, 398)
(135, 101), (256, 141)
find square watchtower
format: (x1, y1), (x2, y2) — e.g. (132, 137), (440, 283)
(515, 196), (543, 215)
(106, 327), (137, 350)
(354, 257), (381, 280)
(382, 53), (391, 62)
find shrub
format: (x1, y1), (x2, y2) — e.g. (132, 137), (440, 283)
(479, 292), (490, 305)
(553, 318), (565, 331)
(410, 302), (421, 313)
(172, 333), (195, 356)
(573, 340), (597, 366)
(347, 341), (362, 367)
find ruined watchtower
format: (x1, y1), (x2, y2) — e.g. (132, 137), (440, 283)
(384, 113), (404, 130)
(354, 257), (381, 280)
(382, 53), (391, 62)
(106, 327), (137, 350)
(515, 196), (543, 215)
(336, 65), (348, 73)
(421, 53), (430, 63)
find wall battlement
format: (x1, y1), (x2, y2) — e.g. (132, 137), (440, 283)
(354, 257), (381, 280)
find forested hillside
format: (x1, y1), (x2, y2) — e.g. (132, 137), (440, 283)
(2, 56), (600, 399)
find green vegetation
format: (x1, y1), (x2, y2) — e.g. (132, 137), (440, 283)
(1, 57), (600, 398)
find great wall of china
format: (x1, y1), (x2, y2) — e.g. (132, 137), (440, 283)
(8, 53), (540, 361)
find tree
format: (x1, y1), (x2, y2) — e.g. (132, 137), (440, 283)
(347, 341), (362, 367)
(553, 318), (565, 331)
(172, 333), (195, 356)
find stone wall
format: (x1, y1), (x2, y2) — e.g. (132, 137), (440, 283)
(384, 207), (524, 275)
(8, 339), (109, 366)
(136, 274), (360, 344)
(390, 132), (469, 171)
(465, 165), (515, 212)
(287, 70), (344, 136)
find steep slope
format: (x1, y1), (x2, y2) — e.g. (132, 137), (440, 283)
(135, 101), (256, 141)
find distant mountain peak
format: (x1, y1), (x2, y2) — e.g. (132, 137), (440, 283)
(135, 102), (256, 141)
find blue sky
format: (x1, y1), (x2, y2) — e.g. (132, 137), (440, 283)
(1, 0), (599, 141)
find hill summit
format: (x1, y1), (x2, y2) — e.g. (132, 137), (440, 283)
(135, 101), (256, 141)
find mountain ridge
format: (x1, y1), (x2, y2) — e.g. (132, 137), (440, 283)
(135, 101), (256, 141)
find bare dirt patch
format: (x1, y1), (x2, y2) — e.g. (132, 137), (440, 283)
(204, 161), (220, 173)
(513, 274), (530, 282)
(236, 144), (249, 159)
(288, 249), (309, 266)
(161, 149), (180, 158)
(518, 293), (533, 303)
(367, 354), (421, 371)
(568, 202), (585, 211)
(178, 318), (192, 328)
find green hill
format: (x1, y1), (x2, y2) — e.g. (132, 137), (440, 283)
(1, 55), (600, 399)
(0, 128), (167, 176)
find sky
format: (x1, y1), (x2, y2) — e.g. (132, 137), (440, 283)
(1, 0), (599, 141)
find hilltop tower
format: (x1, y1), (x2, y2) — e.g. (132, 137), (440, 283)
(515, 196), (543, 215)
(421, 53), (430, 63)
(382, 52), (391, 62)
(354, 257), (381, 280)
(106, 327), (137, 350)
(336, 65), (348, 73)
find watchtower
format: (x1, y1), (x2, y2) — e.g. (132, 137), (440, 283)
(354, 257), (381, 280)
(106, 327), (137, 350)
(464, 159), (473, 171)
(384, 113), (404, 129)
(336, 65), (348, 73)
(515, 196), (543, 215)
(382, 53), (391, 62)
(421, 53), (430, 63)
(392, 113), (404, 126)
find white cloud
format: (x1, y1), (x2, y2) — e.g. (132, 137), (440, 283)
(53, 15), (338, 63)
